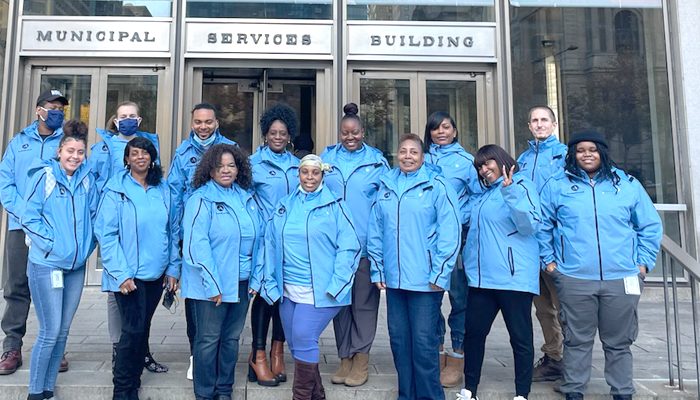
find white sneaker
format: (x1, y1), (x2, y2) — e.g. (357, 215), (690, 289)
(186, 355), (193, 380)
(456, 389), (478, 400)
(514, 397), (528, 400)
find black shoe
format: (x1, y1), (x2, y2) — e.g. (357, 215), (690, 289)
(532, 354), (563, 382)
(144, 352), (168, 373)
(565, 393), (584, 400)
(612, 396), (632, 400)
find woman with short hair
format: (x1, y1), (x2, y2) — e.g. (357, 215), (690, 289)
(367, 133), (461, 400)
(260, 154), (360, 399)
(537, 131), (662, 400)
(457, 144), (541, 400)
(248, 104), (300, 386)
(22, 121), (98, 400)
(95, 137), (178, 400)
(181, 143), (264, 400)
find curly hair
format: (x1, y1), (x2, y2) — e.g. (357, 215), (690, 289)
(191, 144), (252, 190)
(124, 137), (162, 187)
(60, 119), (88, 147)
(260, 103), (298, 140)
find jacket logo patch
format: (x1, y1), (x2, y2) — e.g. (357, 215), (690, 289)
(22, 143), (29, 149)
(277, 205), (286, 215)
(216, 203), (224, 212)
(59, 187), (65, 195)
(102, 144), (108, 151)
(571, 185), (579, 191)
(190, 157), (197, 164)
(269, 170), (277, 176)
(383, 192), (390, 198)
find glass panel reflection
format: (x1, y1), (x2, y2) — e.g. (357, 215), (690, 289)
(348, 1), (494, 21)
(202, 81), (255, 153)
(105, 75), (159, 134)
(359, 78), (411, 166)
(426, 80), (478, 155)
(39, 75), (92, 124)
(23, 0), (172, 17)
(187, 0), (331, 19)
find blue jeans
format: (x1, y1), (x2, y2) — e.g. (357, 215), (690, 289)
(192, 280), (250, 399)
(437, 260), (468, 351)
(279, 297), (340, 363)
(27, 261), (85, 395)
(386, 288), (444, 400)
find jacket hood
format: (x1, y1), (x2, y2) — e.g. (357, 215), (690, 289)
(27, 158), (92, 188)
(23, 120), (63, 141)
(177, 131), (230, 155)
(429, 141), (464, 155)
(324, 143), (386, 165)
(251, 145), (298, 167)
(380, 163), (434, 193)
(278, 184), (340, 212)
(198, 180), (254, 206)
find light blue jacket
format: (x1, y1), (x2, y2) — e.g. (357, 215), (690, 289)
(260, 186), (361, 308)
(321, 143), (389, 257)
(21, 159), (98, 270)
(0, 121), (63, 230)
(463, 173), (541, 295)
(367, 164), (461, 292)
(95, 170), (178, 292)
(517, 135), (567, 193)
(537, 167), (663, 280)
(181, 180), (264, 303)
(167, 131), (237, 242)
(89, 128), (160, 193)
(426, 142), (482, 225)
(250, 146), (299, 219)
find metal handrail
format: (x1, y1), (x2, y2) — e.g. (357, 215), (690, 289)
(660, 234), (700, 398)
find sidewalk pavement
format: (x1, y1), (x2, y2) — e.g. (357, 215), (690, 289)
(0, 287), (697, 399)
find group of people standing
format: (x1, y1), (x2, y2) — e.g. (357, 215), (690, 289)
(0, 88), (662, 400)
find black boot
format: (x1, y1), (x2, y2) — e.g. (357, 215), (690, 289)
(612, 396), (632, 400)
(565, 394), (584, 400)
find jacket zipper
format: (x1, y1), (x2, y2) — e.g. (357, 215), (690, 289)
(475, 191), (490, 288)
(590, 181), (604, 280)
(508, 247), (515, 276)
(69, 192), (78, 271)
(531, 141), (539, 181)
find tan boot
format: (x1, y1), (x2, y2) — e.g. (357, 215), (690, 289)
(344, 353), (369, 387)
(439, 351), (447, 371)
(270, 340), (287, 382)
(330, 357), (353, 384)
(248, 350), (279, 386)
(440, 353), (464, 388)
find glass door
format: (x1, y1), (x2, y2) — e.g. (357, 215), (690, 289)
(352, 71), (492, 165)
(198, 68), (317, 156)
(28, 66), (167, 285)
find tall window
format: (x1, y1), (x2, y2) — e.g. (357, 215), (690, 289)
(615, 10), (641, 54)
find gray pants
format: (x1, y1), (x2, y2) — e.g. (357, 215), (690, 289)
(107, 292), (122, 344)
(533, 270), (563, 360)
(333, 258), (380, 358)
(550, 270), (642, 396)
(1, 230), (31, 351)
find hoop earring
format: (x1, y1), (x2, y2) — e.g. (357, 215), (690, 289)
(125, 164), (131, 170)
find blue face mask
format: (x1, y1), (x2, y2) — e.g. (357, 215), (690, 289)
(192, 130), (217, 148)
(116, 118), (140, 136)
(41, 109), (64, 131)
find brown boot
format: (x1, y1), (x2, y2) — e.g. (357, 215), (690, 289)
(270, 340), (287, 382)
(248, 350), (279, 386)
(440, 353), (464, 388)
(293, 359), (317, 400)
(344, 353), (369, 387)
(439, 351), (447, 371)
(312, 363), (326, 400)
(331, 357), (352, 384)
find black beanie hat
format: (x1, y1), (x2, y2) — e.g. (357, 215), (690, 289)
(567, 130), (608, 148)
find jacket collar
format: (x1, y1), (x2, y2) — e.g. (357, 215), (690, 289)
(23, 120), (63, 141)
(429, 141), (463, 155)
(527, 135), (562, 152)
(199, 180), (253, 209)
(177, 131), (226, 155)
(380, 163), (432, 194)
(278, 184), (339, 212)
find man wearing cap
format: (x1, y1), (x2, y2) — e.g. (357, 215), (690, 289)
(0, 89), (70, 375)
(516, 105), (567, 383)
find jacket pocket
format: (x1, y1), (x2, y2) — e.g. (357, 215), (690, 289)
(560, 235), (566, 263)
(427, 249), (433, 269)
(507, 247), (514, 276)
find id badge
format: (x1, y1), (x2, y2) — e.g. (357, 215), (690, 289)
(51, 270), (64, 289)
(623, 274), (641, 295)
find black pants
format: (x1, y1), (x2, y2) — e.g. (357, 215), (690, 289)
(464, 287), (534, 398)
(112, 278), (163, 400)
(250, 296), (285, 350)
(186, 298), (196, 353)
(1, 230), (30, 351)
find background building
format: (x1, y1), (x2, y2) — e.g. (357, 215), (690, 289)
(0, 0), (695, 284)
